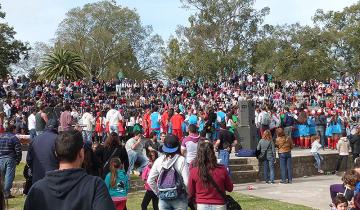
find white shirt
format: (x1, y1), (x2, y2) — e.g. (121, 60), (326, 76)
(81, 112), (95, 131)
(311, 141), (322, 153)
(28, 113), (36, 130)
(106, 109), (123, 126)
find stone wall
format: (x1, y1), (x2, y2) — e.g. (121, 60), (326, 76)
(258, 153), (353, 180)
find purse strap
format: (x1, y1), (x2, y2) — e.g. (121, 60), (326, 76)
(103, 148), (118, 169)
(208, 173), (227, 201)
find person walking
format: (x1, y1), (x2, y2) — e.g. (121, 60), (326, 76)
(275, 128), (293, 184)
(311, 136), (324, 174)
(141, 150), (159, 210)
(0, 124), (22, 198)
(147, 134), (188, 210)
(24, 131), (115, 210)
(106, 104), (123, 134)
(59, 104), (73, 132)
(335, 137), (351, 174)
(188, 141), (233, 210)
(257, 130), (276, 184)
(26, 119), (59, 184)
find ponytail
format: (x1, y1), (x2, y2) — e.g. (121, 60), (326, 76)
(109, 158), (122, 188)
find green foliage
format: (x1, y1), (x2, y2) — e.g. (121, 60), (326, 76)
(37, 49), (88, 81)
(55, 1), (163, 80)
(0, 4), (29, 77)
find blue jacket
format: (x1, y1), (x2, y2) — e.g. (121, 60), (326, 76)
(26, 129), (59, 184)
(105, 169), (129, 198)
(0, 133), (22, 163)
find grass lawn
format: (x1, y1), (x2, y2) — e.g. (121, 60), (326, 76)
(11, 163), (314, 209)
(15, 162), (25, 182)
(6, 191), (314, 210)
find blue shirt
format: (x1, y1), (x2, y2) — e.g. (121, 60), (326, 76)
(188, 115), (198, 125)
(150, 112), (160, 129)
(105, 169), (129, 198)
(217, 111), (226, 122)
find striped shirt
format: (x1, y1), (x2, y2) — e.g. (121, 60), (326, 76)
(0, 133), (22, 163)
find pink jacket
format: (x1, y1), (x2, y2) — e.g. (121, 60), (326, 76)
(142, 164), (152, 191)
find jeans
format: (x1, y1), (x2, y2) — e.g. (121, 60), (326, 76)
(29, 129), (37, 141)
(197, 204), (226, 210)
(316, 126), (326, 147)
(279, 152), (292, 182)
(218, 150), (230, 172)
(110, 125), (119, 134)
(336, 155), (348, 172)
(158, 194), (188, 210)
(0, 158), (16, 196)
(141, 190), (159, 210)
(284, 126), (292, 139)
(82, 130), (93, 143)
(312, 152), (323, 170)
(263, 157), (275, 183)
(127, 150), (148, 174)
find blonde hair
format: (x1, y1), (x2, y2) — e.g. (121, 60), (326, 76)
(262, 130), (272, 141)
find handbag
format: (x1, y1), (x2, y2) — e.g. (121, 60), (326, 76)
(103, 148), (118, 169)
(257, 141), (271, 161)
(208, 174), (242, 210)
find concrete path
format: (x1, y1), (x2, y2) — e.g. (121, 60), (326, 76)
(234, 174), (342, 210)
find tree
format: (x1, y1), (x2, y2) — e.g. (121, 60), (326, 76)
(162, 0), (269, 80)
(0, 4), (29, 77)
(37, 49), (88, 81)
(55, 1), (163, 80)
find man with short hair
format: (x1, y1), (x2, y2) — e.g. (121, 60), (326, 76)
(125, 131), (148, 175)
(80, 107), (95, 143)
(24, 131), (115, 210)
(28, 109), (37, 141)
(0, 124), (22, 198)
(215, 122), (237, 172)
(59, 104), (73, 132)
(35, 106), (48, 135)
(106, 104), (122, 134)
(26, 119), (59, 184)
(181, 124), (200, 166)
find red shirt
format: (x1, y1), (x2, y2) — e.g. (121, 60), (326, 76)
(170, 114), (184, 130)
(188, 166), (233, 205)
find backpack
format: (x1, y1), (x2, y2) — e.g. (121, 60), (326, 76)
(261, 112), (271, 126)
(157, 165), (185, 200)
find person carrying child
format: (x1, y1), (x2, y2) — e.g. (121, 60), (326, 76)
(141, 150), (159, 210)
(105, 158), (129, 210)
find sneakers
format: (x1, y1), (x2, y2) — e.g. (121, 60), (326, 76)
(318, 170), (324, 174)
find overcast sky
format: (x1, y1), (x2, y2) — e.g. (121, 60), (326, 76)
(1, 0), (359, 45)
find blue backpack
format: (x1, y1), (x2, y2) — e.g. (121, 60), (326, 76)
(157, 165), (184, 200)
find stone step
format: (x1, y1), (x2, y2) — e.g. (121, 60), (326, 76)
(231, 170), (259, 184)
(229, 164), (255, 171)
(229, 157), (258, 165)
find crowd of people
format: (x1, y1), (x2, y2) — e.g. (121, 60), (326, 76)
(0, 72), (359, 209)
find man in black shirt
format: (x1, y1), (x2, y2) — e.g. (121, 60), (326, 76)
(144, 131), (160, 156)
(214, 122), (237, 172)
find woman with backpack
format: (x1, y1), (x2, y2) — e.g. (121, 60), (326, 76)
(147, 134), (189, 210)
(257, 130), (276, 184)
(188, 141), (233, 210)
